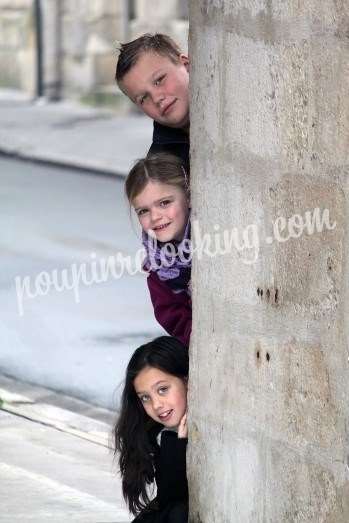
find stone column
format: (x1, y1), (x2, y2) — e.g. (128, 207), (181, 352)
(189, 1), (349, 521)
(0, 0), (36, 95)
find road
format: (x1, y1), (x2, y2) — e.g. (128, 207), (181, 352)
(0, 156), (163, 410)
(0, 408), (131, 522)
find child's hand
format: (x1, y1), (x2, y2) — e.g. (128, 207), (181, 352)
(178, 412), (188, 439)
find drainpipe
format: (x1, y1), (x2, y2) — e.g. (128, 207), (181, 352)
(34, 0), (44, 98)
(41, 0), (62, 101)
(121, 0), (130, 41)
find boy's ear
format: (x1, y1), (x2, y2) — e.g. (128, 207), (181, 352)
(179, 54), (189, 71)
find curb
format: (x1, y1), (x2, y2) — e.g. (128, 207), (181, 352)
(0, 375), (115, 449)
(0, 148), (126, 179)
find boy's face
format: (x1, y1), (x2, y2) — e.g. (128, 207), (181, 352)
(120, 51), (189, 129)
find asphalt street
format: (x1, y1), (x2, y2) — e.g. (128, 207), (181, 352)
(0, 91), (160, 522)
(0, 409), (131, 522)
(0, 91), (153, 176)
(1, 155), (163, 410)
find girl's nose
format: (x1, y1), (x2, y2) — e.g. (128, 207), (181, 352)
(152, 396), (163, 411)
(150, 208), (162, 222)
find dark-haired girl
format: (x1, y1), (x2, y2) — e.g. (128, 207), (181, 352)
(114, 336), (189, 523)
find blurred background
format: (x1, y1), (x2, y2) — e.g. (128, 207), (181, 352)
(0, 0), (188, 411)
(0, 0), (188, 109)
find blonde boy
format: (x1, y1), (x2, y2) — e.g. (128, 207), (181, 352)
(115, 34), (190, 165)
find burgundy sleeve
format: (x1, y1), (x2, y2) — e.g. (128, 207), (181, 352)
(147, 271), (192, 347)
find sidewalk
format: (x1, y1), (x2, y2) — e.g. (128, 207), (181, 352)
(0, 89), (153, 177)
(0, 90), (150, 521)
(0, 374), (131, 522)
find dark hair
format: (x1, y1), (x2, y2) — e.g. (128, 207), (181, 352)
(116, 33), (182, 84)
(114, 336), (189, 515)
(125, 152), (189, 205)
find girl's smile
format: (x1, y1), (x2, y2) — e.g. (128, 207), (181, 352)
(134, 366), (187, 429)
(133, 180), (190, 243)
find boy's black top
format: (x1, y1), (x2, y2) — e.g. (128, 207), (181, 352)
(148, 122), (189, 170)
(133, 430), (188, 523)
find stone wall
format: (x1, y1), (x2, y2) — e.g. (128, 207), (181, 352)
(0, 0), (188, 103)
(130, 0), (188, 53)
(60, 0), (127, 99)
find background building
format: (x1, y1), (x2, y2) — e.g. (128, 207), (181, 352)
(0, 0), (188, 106)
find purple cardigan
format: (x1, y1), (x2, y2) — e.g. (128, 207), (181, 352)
(147, 271), (192, 347)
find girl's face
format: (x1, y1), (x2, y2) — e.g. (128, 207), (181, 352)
(132, 180), (189, 242)
(134, 366), (187, 429)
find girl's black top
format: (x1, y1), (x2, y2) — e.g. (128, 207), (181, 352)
(133, 430), (188, 523)
(154, 430), (188, 509)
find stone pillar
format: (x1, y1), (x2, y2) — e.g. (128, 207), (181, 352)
(189, 1), (349, 521)
(0, 0), (36, 95)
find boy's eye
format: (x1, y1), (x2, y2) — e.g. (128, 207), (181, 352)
(139, 94), (147, 105)
(154, 75), (165, 86)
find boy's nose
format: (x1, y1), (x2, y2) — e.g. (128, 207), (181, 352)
(152, 91), (165, 106)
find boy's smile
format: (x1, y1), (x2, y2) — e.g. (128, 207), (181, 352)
(120, 51), (190, 129)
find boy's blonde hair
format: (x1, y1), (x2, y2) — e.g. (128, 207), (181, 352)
(116, 33), (182, 85)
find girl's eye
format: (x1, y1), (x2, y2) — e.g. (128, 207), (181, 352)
(159, 200), (171, 207)
(158, 386), (169, 395)
(137, 208), (148, 216)
(139, 394), (149, 403)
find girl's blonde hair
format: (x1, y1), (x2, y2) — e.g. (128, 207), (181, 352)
(125, 153), (189, 204)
